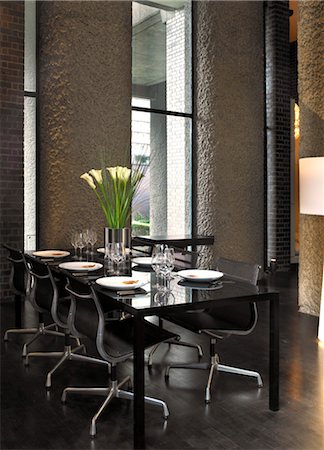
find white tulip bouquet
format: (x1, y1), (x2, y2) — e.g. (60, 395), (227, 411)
(80, 164), (146, 228)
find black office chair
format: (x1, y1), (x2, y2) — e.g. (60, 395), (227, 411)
(61, 274), (178, 437)
(3, 245), (62, 350)
(23, 256), (109, 388)
(164, 257), (263, 403)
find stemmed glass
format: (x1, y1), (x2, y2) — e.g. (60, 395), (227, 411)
(83, 229), (91, 257)
(71, 231), (79, 259)
(88, 229), (97, 256)
(75, 232), (86, 260)
(151, 244), (164, 288)
(110, 242), (126, 275)
(159, 247), (175, 291)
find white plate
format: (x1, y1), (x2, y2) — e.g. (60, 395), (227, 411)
(177, 269), (223, 282)
(32, 250), (70, 258)
(97, 247), (131, 254)
(132, 257), (153, 267)
(58, 262), (103, 271)
(96, 276), (144, 290)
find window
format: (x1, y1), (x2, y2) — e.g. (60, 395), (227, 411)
(132, 0), (192, 236)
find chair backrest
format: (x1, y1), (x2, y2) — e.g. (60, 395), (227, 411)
(215, 257), (259, 286)
(2, 244), (27, 296)
(211, 257), (260, 333)
(173, 247), (198, 269)
(64, 273), (123, 363)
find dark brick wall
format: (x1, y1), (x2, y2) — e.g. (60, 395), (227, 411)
(0, 1), (24, 300)
(265, 0), (291, 269)
(290, 40), (298, 101)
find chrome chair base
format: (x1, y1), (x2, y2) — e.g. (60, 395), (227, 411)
(62, 376), (169, 437)
(165, 354), (263, 403)
(147, 337), (203, 368)
(4, 327), (39, 342)
(45, 345), (110, 389)
(22, 322), (64, 357)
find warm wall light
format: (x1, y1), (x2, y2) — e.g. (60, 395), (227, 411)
(299, 157), (324, 216)
(299, 156), (324, 342)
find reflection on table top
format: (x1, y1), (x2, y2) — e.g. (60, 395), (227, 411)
(26, 249), (278, 315)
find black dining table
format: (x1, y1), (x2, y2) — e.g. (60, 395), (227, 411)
(132, 233), (215, 249)
(28, 250), (280, 450)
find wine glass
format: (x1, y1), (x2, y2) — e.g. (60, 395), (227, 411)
(88, 229), (97, 256)
(151, 244), (164, 288)
(75, 231), (85, 260)
(110, 242), (126, 275)
(159, 247), (175, 290)
(83, 229), (91, 256)
(71, 231), (79, 259)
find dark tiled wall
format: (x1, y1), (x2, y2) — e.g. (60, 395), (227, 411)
(290, 41), (298, 102)
(0, 2), (24, 300)
(265, 1), (291, 269)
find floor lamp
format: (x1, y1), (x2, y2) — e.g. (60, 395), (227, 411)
(299, 156), (324, 341)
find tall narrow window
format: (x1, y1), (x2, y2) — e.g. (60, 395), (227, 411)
(24, 0), (36, 250)
(132, 0), (192, 236)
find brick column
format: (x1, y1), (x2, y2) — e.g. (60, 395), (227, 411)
(265, 0), (291, 269)
(0, 1), (24, 301)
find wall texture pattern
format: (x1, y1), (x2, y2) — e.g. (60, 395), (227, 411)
(193, 1), (264, 268)
(38, 1), (132, 248)
(0, 1), (24, 301)
(298, 0), (324, 316)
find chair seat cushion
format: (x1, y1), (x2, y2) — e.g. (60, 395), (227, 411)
(102, 318), (178, 359)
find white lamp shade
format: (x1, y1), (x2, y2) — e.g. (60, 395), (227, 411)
(299, 157), (324, 216)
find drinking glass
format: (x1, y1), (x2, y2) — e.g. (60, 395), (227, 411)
(88, 229), (97, 255)
(75, 232), (86, 260)
(110, 242), (126, 275)
(83, 229), (91, 256)
(151, 244), (164, 288)
(159, 247), (175, 290)
(71, 231), (79, 259)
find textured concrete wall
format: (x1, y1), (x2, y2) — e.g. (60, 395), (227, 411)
(193, 1), (264, 268)
(38, 1), (132, 248)
(298, 1), (324, 316)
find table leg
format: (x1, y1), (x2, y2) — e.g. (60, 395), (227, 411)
(133, 314), (145, 449)
(269, 293), (279, 411)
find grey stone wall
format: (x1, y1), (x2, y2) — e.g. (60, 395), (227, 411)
(193, 1), (264, 268)
(38, 1), (132, 248)
(298, 0), (324, 316)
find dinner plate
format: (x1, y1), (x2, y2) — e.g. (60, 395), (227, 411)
(96, 276), (144, 291)
(97, 247), (131, 254)
(178, 279), (223, 290)
(32, 250), (70, 258)
(132, 257), (153, 267)
(58, 262), (103, 271)
(177, 269), (223, 282)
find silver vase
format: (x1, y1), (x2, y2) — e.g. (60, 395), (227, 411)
(104, 227), (131, 250)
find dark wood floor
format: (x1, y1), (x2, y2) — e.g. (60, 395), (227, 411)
(1, 269), (323, 450)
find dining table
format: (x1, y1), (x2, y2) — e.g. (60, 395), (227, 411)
(27, 249), (280, 450)
(132, 233), (215, 250)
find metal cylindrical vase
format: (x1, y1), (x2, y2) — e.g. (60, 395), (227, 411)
(104, 227), (131, 249)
